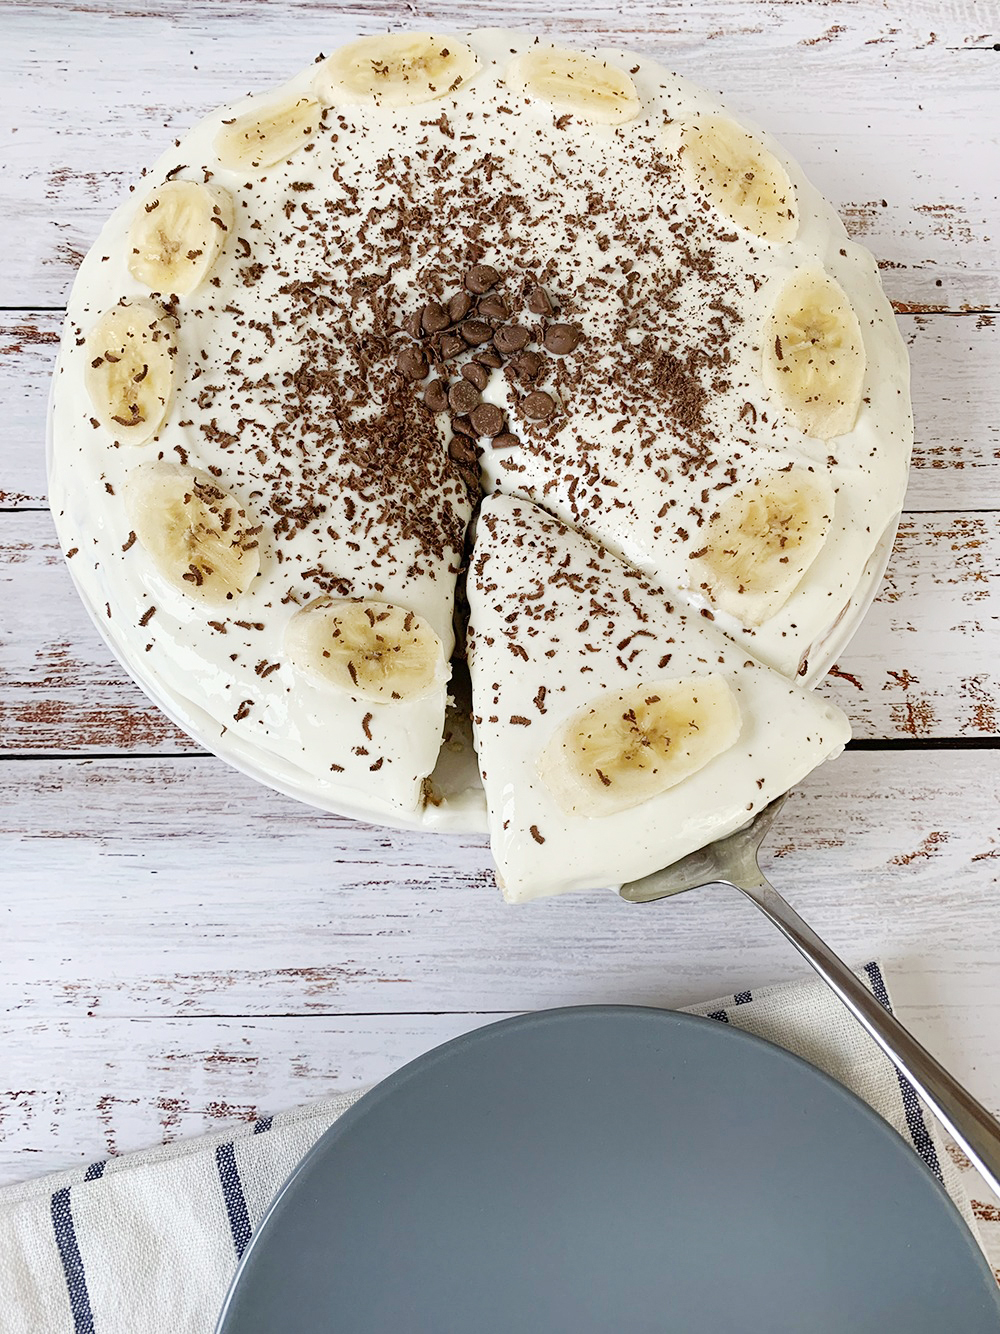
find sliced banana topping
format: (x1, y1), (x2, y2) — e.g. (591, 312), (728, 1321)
(214, 95), (322, 170)
(285, 598), (447, 703)
(763, 269), (867, 439)
(84, 300), (176, 445)
(681, 116), (797, 243)
(125, 463), (262, 603)
(315, 33), (479, 107)
(690, 468), (835, 625)
(537, 677), (740, 818)
(127, 180), (234, 296)
(508, 46), (642, 125)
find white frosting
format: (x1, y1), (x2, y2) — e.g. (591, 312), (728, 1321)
(467, 494), (852, 900)
(49, 29), (909, 846)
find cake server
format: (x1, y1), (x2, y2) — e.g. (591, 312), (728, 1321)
(620, 795), (1000, 1197)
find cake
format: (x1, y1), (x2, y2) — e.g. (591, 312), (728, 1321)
(467, 494), (850, 900)
(49, 30), (911, 898)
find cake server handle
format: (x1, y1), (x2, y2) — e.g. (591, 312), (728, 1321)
(622, 797), (1000, 1199)
(734, 869), (1000, 1197)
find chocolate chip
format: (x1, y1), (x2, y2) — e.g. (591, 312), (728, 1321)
(509, 349), (543, 382)
(462, 361), (490, 391)
(448, 291), (473, 323)
(439, 333), (465, 358)
(474, 348), (503, 369)
(396, 346), (428, 380)
(423, 378), (449, 412)
(522, 390), (556, 420)
(471, 402), (505, 437)
(448, 379), (481, 415)
(448, 435), (479, 466)
(403, 309), (423, 338)
(527, 285), (554, 316)
(451, 414), (477, 438)
(460, 319), (493, 346)
(492, 432), (521, 449)
(494, 324), (530, 354)
(544, 322), (582, 354)
(478, 294), (509, 321)
(464, 264), (499, 294)
(421, 301), (450, 333)
(459, 467), (482, 504)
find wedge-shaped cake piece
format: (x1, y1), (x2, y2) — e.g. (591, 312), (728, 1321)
(467, 495), (851, 901)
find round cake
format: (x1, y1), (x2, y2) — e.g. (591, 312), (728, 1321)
(49, 29), (911, 899)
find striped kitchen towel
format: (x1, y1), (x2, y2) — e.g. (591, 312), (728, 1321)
(0, 962), (992, 1333)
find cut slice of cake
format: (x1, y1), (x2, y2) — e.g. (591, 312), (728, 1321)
(466, 494), (851, 901)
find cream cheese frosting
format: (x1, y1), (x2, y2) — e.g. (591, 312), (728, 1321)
(467, 494), (852, 901)
(49, 29), (910, 875)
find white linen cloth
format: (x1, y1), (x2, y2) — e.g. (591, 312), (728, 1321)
(0, 961), (994, 1333)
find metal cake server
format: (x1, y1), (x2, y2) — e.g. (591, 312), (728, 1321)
(621, 795), (1000, 1197)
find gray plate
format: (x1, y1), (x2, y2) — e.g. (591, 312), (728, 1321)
(217, 1007), (1000, 1333)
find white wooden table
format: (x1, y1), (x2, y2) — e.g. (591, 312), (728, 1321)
(2, 0), (999, 1217)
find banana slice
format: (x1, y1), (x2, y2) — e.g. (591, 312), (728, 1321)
(125, 463), (262, 603)
(315, 33), (479, 107)
(127, 180), (234, 295)
(214, 95), (322, 170)
(538, 677), (740, 818)
(84, 300), (176, 445)
(285, 598), (447, 703)
(690, 468), (835, 625)
(681, 117), (797, 243)
(508, 46), (641, 125)
(763, 269), (867, 439)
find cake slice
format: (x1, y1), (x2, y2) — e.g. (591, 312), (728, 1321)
(466, 494), (851, 901)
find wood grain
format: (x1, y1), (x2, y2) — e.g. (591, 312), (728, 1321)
(3, 508), (997, 751)
(4, 311), (999, 511)
(1, 747), (999, 1184)
(1, 2), (998, 309)
(818, 512), (1000, 739)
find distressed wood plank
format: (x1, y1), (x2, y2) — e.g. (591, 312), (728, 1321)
(0, 749), (998, 1019)
(1, 747), (999, 1183)
(0, 2), (997, 307)
(0, 314), (59, 507)
(2, 509), (997, 751)
(0, 1014), (502, 1184)
(0, 510), (199, 754)
(817, 512), (1000, 739)
(4, 311), (999, 511)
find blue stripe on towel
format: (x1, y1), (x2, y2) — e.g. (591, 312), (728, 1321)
(51, 1188), (96, 1334)
(83, 1161), (106, 1182)
(216, 1141), (253, 1259)
(253, 1114), (273, 1135)
(863, 961), (944, 1182)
